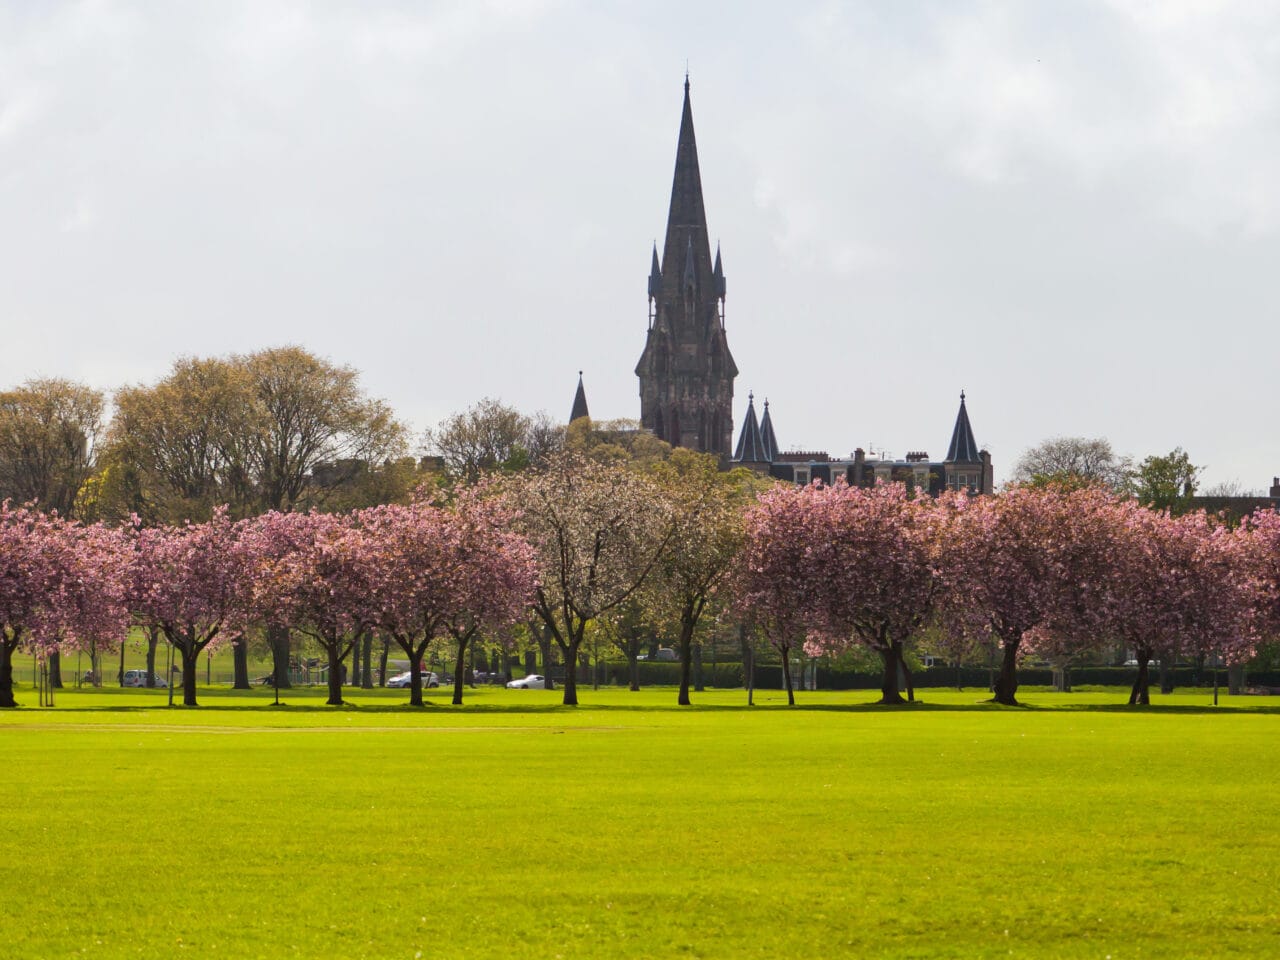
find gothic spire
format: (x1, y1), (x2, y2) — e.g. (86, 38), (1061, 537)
(945, 391), (981, 463)
(661, 76), (711, 298)
(570, 371), (590, 423)
(648, 243), (661, 300)
(712, 244), (725, 300)
(734, 392), (766, 463)
(759, 398), (778, 462)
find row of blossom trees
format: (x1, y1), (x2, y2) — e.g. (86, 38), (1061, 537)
(737, 482), (1274, 706)
(5, 469), (1280, 710)
(0, 495), (536, 709)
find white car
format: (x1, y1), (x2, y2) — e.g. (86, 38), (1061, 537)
(506, 674), (546, 689)
(121, 669), (166, 688)
(386, 671), (440, 688)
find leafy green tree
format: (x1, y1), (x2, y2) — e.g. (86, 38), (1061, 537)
(0, 378), (105, 518)
(645, 449), (764, 705)
(1133, 447), (1201, 514)
(423, 398), (562, 485)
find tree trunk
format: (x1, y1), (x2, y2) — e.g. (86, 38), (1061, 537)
(48, 650), (64, 688)
(181, 646), (200, 706)
(693, 642), (705, 693)
(232, 636), (250, 689)
(899, 648), (915, 703)
(118, 641), (127, 686)
(349, 639), (361, 688)
(269, 624), (292, 689)
(1159, 658), (1173, 695)
(378, 636), (390, 687)
(325, 644), (345, 706)
(559, 637), (581, 706)
(0, 641), (16, 708)
(361, 633), (374, 689)
(1129, 656), (1151, 705)
(538, 633), (555, 691)
(878, 645), (905, 705)
(677, 617), (695, 706)
(1228, 664), (1245, 696)
(780, 644), (795, 706)
(992, 640), (1020, 705)
(145, 628), (159, 688)
(453, 634), (470, 706)
(628, 651), (640, 691)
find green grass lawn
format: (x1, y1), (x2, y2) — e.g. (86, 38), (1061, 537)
(1, 685), (1278, 959)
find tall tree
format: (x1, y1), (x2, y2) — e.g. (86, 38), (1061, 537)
(240, 345), (406, 513)
(0, 379), (105, 517)
(106, 357), (257, 523)
(1010, 436), (1132, 494)
(424, 398), (562, 485)
(505, 454), (674, 706)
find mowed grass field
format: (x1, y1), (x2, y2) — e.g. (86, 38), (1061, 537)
(2, 685), (1278, 959)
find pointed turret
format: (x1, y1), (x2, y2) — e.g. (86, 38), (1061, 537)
(636, 77), (738, 458)
(945, 391), (981, 463)
(759, 399), (778, 462)
(734, 392), (766, 463)
(570, 372), (590, 424)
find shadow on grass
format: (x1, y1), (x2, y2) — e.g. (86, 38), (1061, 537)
(8, 684), (1280, 717)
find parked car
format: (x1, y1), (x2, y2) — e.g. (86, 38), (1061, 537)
(506, 674), (546, 689)
(386, 671), (440, 688)
(121, 669), (166, 688)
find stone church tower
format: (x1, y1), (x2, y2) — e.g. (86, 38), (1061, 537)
(635, 78), (738, 459)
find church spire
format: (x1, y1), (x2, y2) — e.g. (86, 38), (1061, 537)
(635, 78), (737, 459)
(570, 371), (589, 423)
(945, 391), (981, 463)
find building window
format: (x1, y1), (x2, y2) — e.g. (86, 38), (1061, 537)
(795, 468), (810, 486)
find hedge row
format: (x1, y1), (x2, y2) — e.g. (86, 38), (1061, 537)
(593, 662), (1279, 691)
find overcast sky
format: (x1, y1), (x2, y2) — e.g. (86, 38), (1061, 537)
(2, 1), (1278, 490)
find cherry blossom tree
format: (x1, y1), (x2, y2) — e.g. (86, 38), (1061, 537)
(360, 501), (469, 707)
(940, 486), (1121, 705)
(52, 520), (134, 687)
(810, 482), (950, 704)
(504, 454), (674, 706)
(737, 483), (828, 706)
(131, 508), (259, 706)
(248, 510), (374, 706)
(0, 503), (131, 707)
(439, 491), (537, 706)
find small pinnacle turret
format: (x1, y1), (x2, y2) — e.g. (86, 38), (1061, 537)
(945, 390), (981, 463)
(570, 372), (590, 423)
